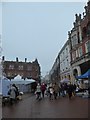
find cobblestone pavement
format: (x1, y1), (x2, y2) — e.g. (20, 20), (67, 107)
(2, 94), (89, 118)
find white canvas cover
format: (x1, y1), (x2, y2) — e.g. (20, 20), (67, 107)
(2, 77), (11, 97)
(11, 75), (35, 85)
(10, 75), (36, 93)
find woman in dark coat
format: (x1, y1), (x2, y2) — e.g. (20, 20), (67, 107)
(67, 83), (73, 99)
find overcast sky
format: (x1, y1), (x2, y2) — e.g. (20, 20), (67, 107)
(1, 2), (87, 76)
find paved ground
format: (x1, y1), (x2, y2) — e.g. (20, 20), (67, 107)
(2, 94), (89, 118)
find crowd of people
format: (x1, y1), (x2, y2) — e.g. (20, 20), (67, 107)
(3, 80), (88, 105)
(35, 82), (77, 101)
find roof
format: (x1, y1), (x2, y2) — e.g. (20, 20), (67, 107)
(11, 75), (35, 85)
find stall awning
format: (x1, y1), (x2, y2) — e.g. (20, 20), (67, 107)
(76, 69), (90, 79)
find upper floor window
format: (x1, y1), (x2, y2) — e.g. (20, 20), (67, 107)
(85, 40), (90, 53)
(66, 47), (68, 56)
(63, 51), (64, 57)
(82, 27), (87, 39)
(60, 55), (62, 61)
(72, 52), (76, 61)
(18, 65), (23, 70)
(87, 23), (90, 36)
(9, 65), (14, 69)
(27, 66), (32, 71)
(78, 46), (83, 57)
(76, 50), (79, 58)
(71, 34), (78, 47)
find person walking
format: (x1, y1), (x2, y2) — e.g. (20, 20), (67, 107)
(46, 83), (50, 96)
(12, 84), (19, 99)
(53, 83), (59, 100)
(36, 83), (41, 100)
(41, 82), (46, 98)
(61, 83), (65, 97)
(67, 83), (73, 100)
(72, 84), (76, 96)
(8, 84), (17, 105)
(48, 83), (54, 100)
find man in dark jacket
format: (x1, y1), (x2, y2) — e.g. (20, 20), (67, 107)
(67, 83), (73, 99)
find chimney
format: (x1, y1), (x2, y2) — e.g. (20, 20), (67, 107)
(79, 14), (81, 20)
(83, 12), (85, 17)
(73, 22), (76, 27)
(25, 58), (27, 62)
(84, 6), (88, 14)
(75, 14), (78, 22)
(68, 31), (70, 34)
(2, 56), (5, 61)
(16, 57), (18, 62)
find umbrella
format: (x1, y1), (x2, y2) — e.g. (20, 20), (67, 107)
(60, 78), (70, 83)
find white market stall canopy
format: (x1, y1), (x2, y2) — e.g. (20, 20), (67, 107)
(11, 75), (35, 85)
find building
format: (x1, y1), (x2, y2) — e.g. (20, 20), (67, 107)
(49, 54), (60, 83)
(2, 56), (41, 83)
(69, 1), (90, 80)
(49, 39), (72, 83)
(59, 40), (72, 82)
(49, 1), (90, 84)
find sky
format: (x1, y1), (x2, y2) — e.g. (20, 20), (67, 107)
(1, 1), (87, 76)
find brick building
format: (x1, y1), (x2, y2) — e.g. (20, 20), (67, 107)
(69, 1), (90, 80)
(2, 56), (41, 83)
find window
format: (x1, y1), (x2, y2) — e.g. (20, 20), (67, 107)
(78, 47), (83, 57)
(82, 27), (87, 39)
(66, 67), (68, 69)
(60, 55), (62, 61)
(7, 72), (11, 76)
(66, 59), (69, 68)
(87, 23), (90, 36)
(18, 65), (23, 70)
(66, 47), (68, 56)
(27, 66), (32, 71)
(71, 34), (78, 47)
(85, 40), (90, 53)
(72, 52), (76, 61)
(9, 65), (14, 69)
(76, 50), (79, 58)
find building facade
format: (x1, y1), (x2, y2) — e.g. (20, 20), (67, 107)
(59, 40), (72, 81)
(49, 54), (60, 83)
(49, 1), (90, 84)
(2, 56), (41, 83)
(69, 1), (90, 80)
